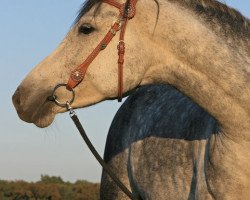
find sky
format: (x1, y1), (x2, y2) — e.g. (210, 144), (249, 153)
(0, 1), (249, 183)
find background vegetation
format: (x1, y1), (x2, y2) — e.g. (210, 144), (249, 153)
(0, 175), (99, 200)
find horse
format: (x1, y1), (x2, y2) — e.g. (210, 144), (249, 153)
(12, 0), (250, 199)
(101, 84), (220, 199)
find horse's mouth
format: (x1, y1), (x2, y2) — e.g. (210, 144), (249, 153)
(16, 105), (56, 128)
(13, 96), (58, 128)
(47, 95), (57, 102)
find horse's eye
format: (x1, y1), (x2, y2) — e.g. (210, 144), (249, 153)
(79, 24), (95, 35)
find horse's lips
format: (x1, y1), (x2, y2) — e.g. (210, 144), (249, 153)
(14, 101), (57, 128)
(15, 110), (32, 124)
(12, 98), (32, 124)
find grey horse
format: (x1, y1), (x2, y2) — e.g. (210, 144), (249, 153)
(12, 0), (250, 198)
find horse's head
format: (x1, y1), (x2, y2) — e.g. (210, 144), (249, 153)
(12, 0), (157, 127)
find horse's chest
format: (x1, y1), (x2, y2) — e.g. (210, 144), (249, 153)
(128, 136), (250, 199)
(128, 137), (211, 199)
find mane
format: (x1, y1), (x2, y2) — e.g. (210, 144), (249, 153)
(169, 0), (250, 36)
(74, 0), (250, 36)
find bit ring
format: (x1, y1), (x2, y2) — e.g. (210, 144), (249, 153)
(51, 84), (75, 108)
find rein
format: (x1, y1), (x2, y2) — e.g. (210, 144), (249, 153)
(49, 1), (138, 199)
(67, 103), (137, 200)
(50, 84), (137, 200)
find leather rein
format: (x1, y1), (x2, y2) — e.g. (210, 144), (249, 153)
(67, 0), (137, 102)
(49, 0), (138, 199)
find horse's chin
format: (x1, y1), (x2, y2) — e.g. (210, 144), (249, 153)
(17, 111), (55, 128)
(33, 114), (56, 128)
(15, 103), (57, 128)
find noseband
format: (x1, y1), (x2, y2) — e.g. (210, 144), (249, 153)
(67, 0), (137, 102)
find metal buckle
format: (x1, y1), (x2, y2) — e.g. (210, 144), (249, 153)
(117, 40), (125, 47)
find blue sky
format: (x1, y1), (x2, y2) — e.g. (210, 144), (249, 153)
(0, 1), (249, 183)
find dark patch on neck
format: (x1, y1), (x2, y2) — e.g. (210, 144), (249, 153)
(104, 84), (220, 162)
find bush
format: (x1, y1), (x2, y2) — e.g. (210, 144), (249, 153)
(0, 175), (100, 200)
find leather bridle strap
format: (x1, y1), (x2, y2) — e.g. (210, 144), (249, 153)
(66, 0), (137, 102)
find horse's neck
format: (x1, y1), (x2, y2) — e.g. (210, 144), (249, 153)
(140, 0), (250, 137)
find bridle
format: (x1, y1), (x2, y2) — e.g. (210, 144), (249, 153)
(66, 0), (137, 102)
(49, 0), (139, 199)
